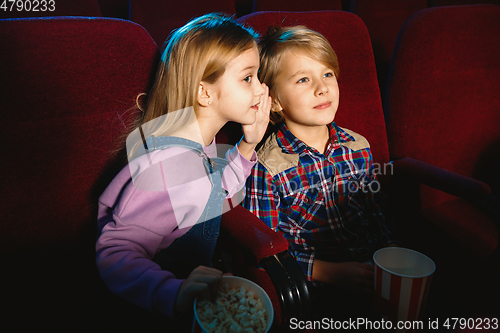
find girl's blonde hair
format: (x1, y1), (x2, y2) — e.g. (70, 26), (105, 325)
(259, 26), (340, 124)
(128, 13), (258, 160)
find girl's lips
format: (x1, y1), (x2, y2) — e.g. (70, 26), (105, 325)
(314, 102), (332, 109)
(251, 102), (260, 110)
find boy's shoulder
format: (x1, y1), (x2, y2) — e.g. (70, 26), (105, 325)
(338, 127), (370, 151)
(257, 132), (300, 177)
(256, 126), (370, 177)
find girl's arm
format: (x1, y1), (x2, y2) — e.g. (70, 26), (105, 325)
(96, 148), (217, 317)
(96, 218), (183, 317)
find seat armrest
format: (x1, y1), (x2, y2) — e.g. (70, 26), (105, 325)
(260, 251), (312, 328)
(220, 205), (289, 263)
(393, 158), (500, 269)
(392, 157), (491, 200)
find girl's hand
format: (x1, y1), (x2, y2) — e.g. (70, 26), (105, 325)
(313, 260), (374, 296)
(238, 83), (271, 159)
(173, 266), (223, 315)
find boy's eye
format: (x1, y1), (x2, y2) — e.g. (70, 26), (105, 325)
(244, 75), (252, 83)
(297, 77), (308, 83)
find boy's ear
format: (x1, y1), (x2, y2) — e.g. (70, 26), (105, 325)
(271, 99), (283, 112)
(197, 82), (211, 107)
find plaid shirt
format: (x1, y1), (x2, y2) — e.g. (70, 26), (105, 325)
(244, 122), (398, 281)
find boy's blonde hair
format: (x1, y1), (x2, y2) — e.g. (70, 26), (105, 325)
(128, 13), (258, 160)
(259, 26), (340, 124)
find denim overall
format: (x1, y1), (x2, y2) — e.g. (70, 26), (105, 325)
(143, 135), (229, 279)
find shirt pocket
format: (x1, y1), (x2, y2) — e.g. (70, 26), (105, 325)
(281, 187), (325, 229)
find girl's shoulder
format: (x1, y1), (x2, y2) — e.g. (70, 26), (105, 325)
(102, 146), (207, 200)
(128, 145), (208, 188)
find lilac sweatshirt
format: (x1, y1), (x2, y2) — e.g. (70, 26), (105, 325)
(96, 139), (257, 317)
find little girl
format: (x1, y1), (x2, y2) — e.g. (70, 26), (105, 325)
(96, 13), (270, 322)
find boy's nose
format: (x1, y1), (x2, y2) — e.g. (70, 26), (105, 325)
(316, 82), (329, 96)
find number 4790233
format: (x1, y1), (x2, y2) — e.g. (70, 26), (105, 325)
(1, 0), (55, 12)
(443, 318), (498, 331)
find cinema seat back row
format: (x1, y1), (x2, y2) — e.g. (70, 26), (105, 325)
(0, 16), (301, 332)
(0, 17), (160, 330)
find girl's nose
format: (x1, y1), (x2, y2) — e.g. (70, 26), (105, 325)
(256, 81), (266, 96)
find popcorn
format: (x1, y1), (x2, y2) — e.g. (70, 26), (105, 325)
(196, 283), (268, 333)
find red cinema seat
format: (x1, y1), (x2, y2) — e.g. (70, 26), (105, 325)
(130, 0), (236, 46)
(239, 10), (390, 166)
(385, 4), (500, 317)
(0, 16), (159, 331)
(350, 0), (427, 102)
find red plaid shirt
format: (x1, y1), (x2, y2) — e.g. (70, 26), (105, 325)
(244, 122), (399, 281)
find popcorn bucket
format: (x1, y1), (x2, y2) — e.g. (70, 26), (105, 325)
(373, 248), (435, 332)
(193, 276), (274, 333)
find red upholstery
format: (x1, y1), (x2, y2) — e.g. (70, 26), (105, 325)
(350, 0), (427, 100)
(0, 17), (158, 256)
(219, 206), (287, 327)
(0, 17), (159, 330)
(0, 0), (101, 18)
(221, 205), (288, 262)
(253, 0), (342, 12)
(386, 4), (500, 204)
(130, 0), (236, 47)
(238, 11), (390, 167)
(384, 4), (500, 310)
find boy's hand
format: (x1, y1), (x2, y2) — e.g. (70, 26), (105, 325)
(238, 83), (271, 159)
(173, 266), (223, 315)
(313, 260), (374, 296)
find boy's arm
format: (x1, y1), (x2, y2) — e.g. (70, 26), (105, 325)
(364, 156), (401, 247)
(313, 259), (374, 295)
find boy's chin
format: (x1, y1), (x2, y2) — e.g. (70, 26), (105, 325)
(315, 116), (335, 126)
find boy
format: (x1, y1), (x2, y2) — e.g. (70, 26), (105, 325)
(244, 26), (399, 318)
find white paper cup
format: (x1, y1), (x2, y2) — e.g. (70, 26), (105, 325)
(373, 247), (435, 332)
(192, 276), (274, 333)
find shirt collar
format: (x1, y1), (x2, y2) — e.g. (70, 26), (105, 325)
(276, 122), (356, 154)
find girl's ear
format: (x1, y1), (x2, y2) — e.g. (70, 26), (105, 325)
(197, 82), (211, 107)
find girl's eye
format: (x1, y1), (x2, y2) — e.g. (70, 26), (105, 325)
(297, 77), (308, 83)
(324, 72), (334, 78)
(244, 75), (252, 83)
